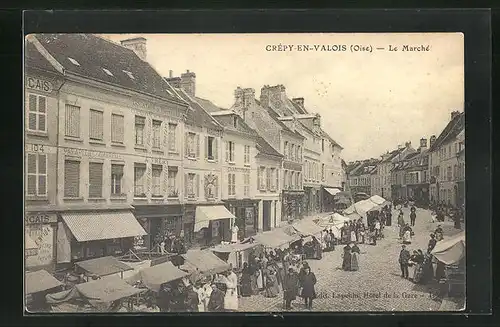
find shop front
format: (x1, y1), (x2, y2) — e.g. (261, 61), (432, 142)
(25, 211), (58, 272)
(194, 204), (237, 246)
(133, 204), (183, 251)
(407, 184), (430, 208)
(282, 190), (305, 222)
(56, 209), (147, 265)
(322, 186), (341, 213)
(223, 199), (259, 239)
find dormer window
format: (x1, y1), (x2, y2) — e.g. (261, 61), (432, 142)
(67, 57), (80, 66)
(123, 70), (135, 79)
(102, 68), (113, 76)
(233, 116), (238, 128)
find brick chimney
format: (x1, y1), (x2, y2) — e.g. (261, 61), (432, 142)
(180, 70), (196, 97)
(120, 37), (147, 61)
(451, 111), (460, 121)
(419, 137), (428, 151)
(292, 97), (304, 107)
(165, 70), (181, 88)
(429, 135), (436, 148)
(260, 84), (286, 108)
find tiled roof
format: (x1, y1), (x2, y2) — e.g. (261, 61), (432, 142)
(176, 90), (223, 130)
(288, 99), (308, 114)
(25, 41), (60, 74)
(261, 102), (296, 134)
(256, 136), (283, 158)
(34, 34), (180, 102)
(430, 112), (465, 151)
(321, 128), (343, 149)
(350, 160), (380, 176)
(195, 97), (228, 113)
(212, 113), (258, 137)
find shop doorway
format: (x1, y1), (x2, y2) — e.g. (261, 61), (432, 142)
(263, 201), (272, 231)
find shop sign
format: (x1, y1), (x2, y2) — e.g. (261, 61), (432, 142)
(25, 213), (58, 225)
(26, 224), (54, 267)
(26, 76), (53, 93)
(25, 143), (57, 154)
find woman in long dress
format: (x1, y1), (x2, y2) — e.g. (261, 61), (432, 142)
(341, 223), (349, 244)
(194, 283), (206, 312)
(402, 224), (412, 244)
(342, 244), (352, 271)
(350, 243), (360, 271)
(411, 250), (425, 283)
(264, 268), (280, 298)
(350, 223), (357, 244)
(240, 263), (252, 297)
(222, 270), (239, 311)
(256, 262), (264, 291)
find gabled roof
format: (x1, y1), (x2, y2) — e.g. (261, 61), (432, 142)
(33, 34), (181, 102)
(430, 112), (465, 151)
(195, 96), (228, 113)
(350, 159), (380, 177)
(175, 89), (223, 130)
(25, 41), (61, 74)
(289, 99), (309, 114)
(256, 136), (283, 158)
(257, 100), (298, 135)
(321, 129), (343, 149)
(211, 112), (258, 137)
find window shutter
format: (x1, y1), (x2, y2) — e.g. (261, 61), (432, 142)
(38, 154), (47, 195)
(184, 132), (189, 157)
(196, 174), (200, 198)
(89, 162), (103, 198)
(184, 173), (188, 198)
(196, 134), (200, 158)
(266, 168), (271, 191)
(26, 154), (36, 195)
(205, 136), (209, 159)
(214, 138), (218, 161)
(38, 97), (46, 131)
(225, 141), (229, 162)
(64, 160), (80, 197)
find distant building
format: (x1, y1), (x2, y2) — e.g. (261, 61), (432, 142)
(428, 111), (465, 207)
(348, 159), (379, 196)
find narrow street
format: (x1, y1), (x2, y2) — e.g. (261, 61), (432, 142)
(239, 208), (464, 312)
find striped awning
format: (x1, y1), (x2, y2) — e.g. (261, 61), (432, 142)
(61, 210), (147, 242)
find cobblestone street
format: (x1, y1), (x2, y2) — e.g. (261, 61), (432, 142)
(239, 208), (464, 312)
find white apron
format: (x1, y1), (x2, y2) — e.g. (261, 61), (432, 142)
(224, 272), (239, 311)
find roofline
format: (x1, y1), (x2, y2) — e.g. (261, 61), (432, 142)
(65, 70), (188, 108)
(178, 89), (225, 130)
(27, 35), (65, 74)
(282, 127), (305, 140)
(256, 151), (284, 160)
(222, 126), (258, 140)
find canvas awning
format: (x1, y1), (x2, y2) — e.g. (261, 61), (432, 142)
(131, 261), (189, 292)
(61, 210), (147, 242)
(369, 195), (389, 206)
(46, 277), (143, 305)
(292, 220), (324, 236)
(211, 242), (260, 253)
(26, 270), (63, 295)
(75, 256), (133, 278)
(324, 187), (341, 196)
(194, 205), (236, 232)
(431, 232), (466, 265)
(344, 199), (381, 216)
(252, 228), (301, 249)
(180, 250), (231, 275)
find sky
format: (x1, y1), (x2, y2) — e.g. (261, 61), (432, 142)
(104, 33), (464, 162)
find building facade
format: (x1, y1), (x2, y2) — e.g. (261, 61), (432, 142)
(348, 159), (379, 196)
(404, 139), (430, 207)
(27, 34), (195, 266)
(211, 111), (260, 240)
(428, 111), (465, 207)
(24, 40), (64, 271)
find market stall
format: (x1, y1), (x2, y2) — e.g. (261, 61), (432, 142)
(211, 242), (262, 270)
(129, 261), (189, 292)
(46, 276), (144, 312)
(179, 249), (231, 280)
(25, 270), (64, 312)
(291, 219), (324, 237)
(431, 232), (466, 297)
(75, 256), (133, 280)
(369, 195), (390, 206)
(251, 227), (301, 250)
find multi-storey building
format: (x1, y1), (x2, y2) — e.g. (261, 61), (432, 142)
(210, 111), (260, 239)
(348, 159), (379, 196)
(24, 38), (64, 271)
(230, 87), (304, 224)
(428, 111), (465, 207)
(404, 139), (430, 207)
(373, 143), (416, 200)
(27, 34), (194, 265)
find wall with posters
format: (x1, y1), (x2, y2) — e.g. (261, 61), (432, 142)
(25, 213), (57, 269)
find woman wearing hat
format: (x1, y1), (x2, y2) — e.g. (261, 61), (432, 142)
(264, 267), (280, 298)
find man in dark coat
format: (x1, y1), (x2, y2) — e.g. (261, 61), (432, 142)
(410, 206), (417, 226)
(184, 284), (200, 312)
(399, 244), (411, 279)
(283, 267), (299, 310)
(157, 284), (173, 312)
(300, 266), (317, 310)
(342, 244), (352, 271)
(207, 283), (225, 312)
